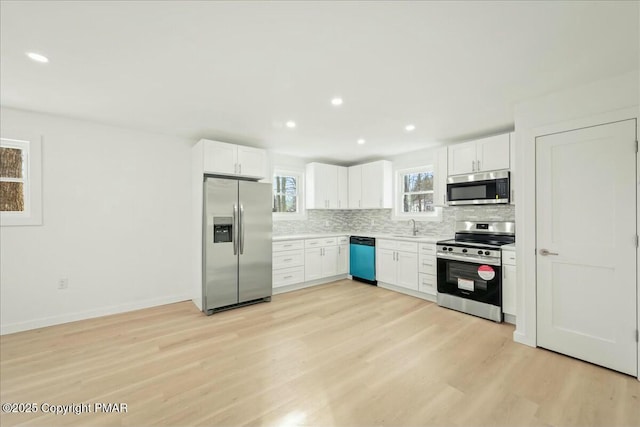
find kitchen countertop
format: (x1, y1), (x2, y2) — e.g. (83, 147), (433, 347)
(502, 244), (516, 250)
(273, 232), (451, 244)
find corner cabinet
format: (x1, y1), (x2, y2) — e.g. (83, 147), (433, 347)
(348, 160), (393, 209)
(306, 163), (348, 209)
(200, 139), (267, 179)
(448, 133), (510, 176)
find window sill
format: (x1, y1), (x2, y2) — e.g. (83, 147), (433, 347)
(1, 212), (42, 226)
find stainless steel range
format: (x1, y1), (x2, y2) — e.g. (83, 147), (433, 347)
(436, 221), (515, 322)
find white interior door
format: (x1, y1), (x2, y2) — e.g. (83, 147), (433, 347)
(536, 119), (637, 376)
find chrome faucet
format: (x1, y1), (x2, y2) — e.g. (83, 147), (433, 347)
(409, 219), (417, 236)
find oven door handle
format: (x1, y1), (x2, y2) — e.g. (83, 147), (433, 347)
(437, 253), (501, 266)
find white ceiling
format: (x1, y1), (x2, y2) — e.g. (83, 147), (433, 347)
(1, 1), (638, 165)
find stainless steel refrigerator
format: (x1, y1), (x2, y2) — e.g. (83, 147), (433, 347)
(203, 177), (272, 314)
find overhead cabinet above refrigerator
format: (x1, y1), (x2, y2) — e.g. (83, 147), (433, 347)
(191, 139), (272, 314)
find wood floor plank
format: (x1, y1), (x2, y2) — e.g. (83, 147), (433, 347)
(1, 280), (638, 427)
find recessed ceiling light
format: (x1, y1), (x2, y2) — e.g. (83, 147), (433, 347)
(285, 120), (296, 129)
(405, 124), (416, 132)
(331, 97), (343, 106)
(26, 52), (49, 63)
(357, 139), (366, 145)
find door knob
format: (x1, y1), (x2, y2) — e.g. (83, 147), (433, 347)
(539, 248), (559, 256)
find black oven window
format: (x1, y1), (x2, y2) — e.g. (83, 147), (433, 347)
(450, 185), (487, 200)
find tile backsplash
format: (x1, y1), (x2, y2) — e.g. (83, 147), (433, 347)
(273, 205), (515, 237)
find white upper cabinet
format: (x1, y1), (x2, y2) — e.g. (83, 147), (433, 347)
(337, 166), (348, 210)
(349, 160), (392, 209)
(448, 133), (510, 176)
(348, 165), (363, 208)
(448, 141), (477, 176)
(433, 146), (448, 206)
(201, 139), (267, 179)
(306, 163), (347, 209)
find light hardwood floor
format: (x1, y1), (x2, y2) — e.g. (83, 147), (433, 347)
(1, 280), (639, 427)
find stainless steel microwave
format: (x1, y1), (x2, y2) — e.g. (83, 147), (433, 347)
(446, 171), (510, 205)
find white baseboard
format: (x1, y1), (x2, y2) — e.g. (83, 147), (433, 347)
(1, 294), (191, 335)
(377, 281), (436, 302)
(273, 274), (349, 295)
(513, 330), (535, 347)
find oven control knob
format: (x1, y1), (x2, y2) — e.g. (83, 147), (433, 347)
(462, 249), (468, 253)
(442, 247), (447, 251)
(478, 250), (483, 255)
(484, 251), (490, 255)
(448, 247), (453, 251)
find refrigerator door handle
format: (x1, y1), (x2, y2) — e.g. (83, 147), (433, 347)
(239, 204), (245, 254)
(233, 204), (239, 255)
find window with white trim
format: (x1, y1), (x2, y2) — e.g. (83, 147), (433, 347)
(394, 166), (442, 221)
(1, 134), (42, 226)
(272, 168), (305, 220)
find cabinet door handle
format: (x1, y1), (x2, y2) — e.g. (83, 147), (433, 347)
(471, 160), (475, 172)
(539, 248), (559, 256)
(239, 163), (242, 174)
(477, 160), (480, 171)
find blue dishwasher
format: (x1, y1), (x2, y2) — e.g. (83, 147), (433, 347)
(350, 236), (377, 285)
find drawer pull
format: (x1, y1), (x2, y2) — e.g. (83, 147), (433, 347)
(422, 262), (433, 266)
(284, 244), (292, 247)
(283, 258), (293, 262)
(283, 275), (293, 279)
(309, 242), (318, 245)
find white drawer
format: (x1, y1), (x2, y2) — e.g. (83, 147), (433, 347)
(419, 273), (437, 295)
(273, 240), (304, 252)
(337, 236), (349, 244)
(502, 250), (516, 266)
(419, 243), (436, 256)
(305, 237), (337, 248)
(273, 250), (304, 269)
(418, 254), (436, 275)
(377, 239), (396, 250)
(273, 266), (305, 288)
(396, 241), (418, 253)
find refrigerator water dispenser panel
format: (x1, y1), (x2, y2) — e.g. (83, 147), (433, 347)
(213, 217), (233, 243)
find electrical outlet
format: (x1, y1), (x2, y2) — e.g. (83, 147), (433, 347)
(58, 278), (69, 290)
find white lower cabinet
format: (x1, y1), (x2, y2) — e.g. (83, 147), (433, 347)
(376, 240), (418, 291)
(337, 243), (349, 275)
(273, 240), (305, 289)
(418, 243), (437, 296)
(304, 237), (344, 282)
(502, 247), (516, 319)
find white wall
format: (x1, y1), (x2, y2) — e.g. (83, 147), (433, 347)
(513, 70), (639, 349)
(0, 108), (193, 334)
